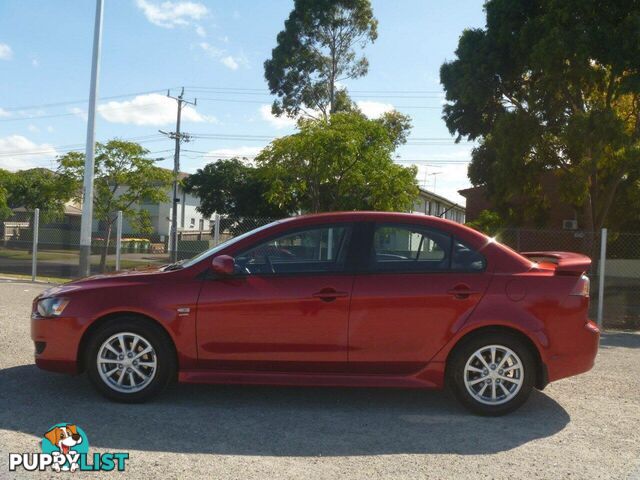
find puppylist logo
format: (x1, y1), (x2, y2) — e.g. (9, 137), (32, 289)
(8, 423), (129, 472)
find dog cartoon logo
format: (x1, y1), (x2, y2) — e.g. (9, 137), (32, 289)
(42, 423), (88, 472)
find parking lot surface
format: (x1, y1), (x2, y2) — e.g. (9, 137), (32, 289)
(0, 281), (638, 479)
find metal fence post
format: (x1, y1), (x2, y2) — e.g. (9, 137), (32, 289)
(213, 213), (221, 246)
(115, 210), (123, 271)
(597, 228), (607, 329)
(31, 208), (39, 282)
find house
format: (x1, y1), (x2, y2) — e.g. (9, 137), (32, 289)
(411, 188), (466, 224)
(459, 171), (580, 230)
(94, 172), (212, 239)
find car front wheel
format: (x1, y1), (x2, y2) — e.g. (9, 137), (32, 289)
(86, 317), (175, 403)
(447, 333), (535, 416)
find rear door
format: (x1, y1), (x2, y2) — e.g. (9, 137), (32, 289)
(348, 222), (491, 374)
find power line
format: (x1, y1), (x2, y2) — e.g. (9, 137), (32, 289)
(0, 88), (177, 113)
(0, 100), (178, 123)
(185, 85), (444, 94)
(0, 135), (167, 157)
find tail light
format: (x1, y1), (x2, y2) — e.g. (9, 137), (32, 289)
(570, 274), (590, 297)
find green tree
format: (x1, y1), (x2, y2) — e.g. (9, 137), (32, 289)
(440, 0), (640, 232)
(465, 209), (506, 236)
(58, 140), (172, 271)
(256, 111), (418, 213)
(1, 168), (77, 222)
(264, 0), (378, 119)
(0, 169), (13, 220)
(0, 186), (10, 221)
(183, 158), (294, 234)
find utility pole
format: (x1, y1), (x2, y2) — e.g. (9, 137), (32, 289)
(79, 0), (104, 277)
(160, 87), (196, 263)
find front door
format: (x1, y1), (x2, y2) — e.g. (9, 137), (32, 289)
(196, 224), (354, 372)
(348, 222), (491, 374)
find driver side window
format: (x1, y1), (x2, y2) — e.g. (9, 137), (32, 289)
(236, 225), (351, 275)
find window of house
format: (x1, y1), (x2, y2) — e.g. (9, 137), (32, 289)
(235, 225), (351, 275)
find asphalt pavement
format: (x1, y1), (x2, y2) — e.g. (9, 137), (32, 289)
(0, 282), (638, 479)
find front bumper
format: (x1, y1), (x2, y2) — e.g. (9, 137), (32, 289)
(31, 315), (83, 374)
(546, 320), (600, 383)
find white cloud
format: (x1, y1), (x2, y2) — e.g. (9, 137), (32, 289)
(135, 0), (208, 28)
(356, 100), (394, 119)
(46, 126), (54, 133)
(0, 135), (58, 170)
(199, 42), (245, 70)
(27, 124), (39, 133)
(0, 43), (12, 60)
(206, 146), (262, 159)
(220, 55), (239, 70)
(31, 58), (39, 67)
(195, 25), (206, 37)
(0, 108), (11, 118)
(69, 107), (87, 121)
(98, 93), (214, 126)
(259, 104), (297, 129)
(199, 41), (223, 57)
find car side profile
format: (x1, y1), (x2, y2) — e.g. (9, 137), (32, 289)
(31, 212), (599, 415)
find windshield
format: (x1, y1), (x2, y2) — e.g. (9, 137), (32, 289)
(180, 220), (283, 269)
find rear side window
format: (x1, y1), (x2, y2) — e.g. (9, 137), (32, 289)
(370, 224), (452, 272)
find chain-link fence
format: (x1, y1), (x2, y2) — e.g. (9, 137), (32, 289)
(0, 211), (279, 280)
(495, 228), (639, 330)
(1, 211), (638, 329)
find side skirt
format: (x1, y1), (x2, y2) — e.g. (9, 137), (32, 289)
(178, 362), (445, 389)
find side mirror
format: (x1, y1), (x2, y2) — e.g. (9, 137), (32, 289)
(211, 255), (235, 276)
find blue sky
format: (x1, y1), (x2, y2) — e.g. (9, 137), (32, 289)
(0, 0), (485, 204)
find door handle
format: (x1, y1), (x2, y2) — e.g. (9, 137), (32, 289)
(312, 288), (349, 302)
(447, 285), (480, 299)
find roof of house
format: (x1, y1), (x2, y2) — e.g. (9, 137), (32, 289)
(417, 187), (465, 210)
(12, 203), (82, 216)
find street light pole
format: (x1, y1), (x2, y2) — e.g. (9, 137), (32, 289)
(79, 0), (104, 277)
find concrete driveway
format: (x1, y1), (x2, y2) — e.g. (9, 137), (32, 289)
(0, 282), (638, 479)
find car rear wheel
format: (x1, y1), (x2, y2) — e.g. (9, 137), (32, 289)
(447, 333), (535, 416)
(86, 317), (175, 403)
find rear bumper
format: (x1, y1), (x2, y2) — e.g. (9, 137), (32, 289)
(31, 315), (82, 375)
(546, 320), (600, 383)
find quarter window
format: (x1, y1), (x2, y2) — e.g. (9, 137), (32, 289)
(452, 238), (486, 271)
(236, 225), (351, 275)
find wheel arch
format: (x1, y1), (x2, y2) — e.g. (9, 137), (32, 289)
(444, 325), (548, 390)
(76, 311), (178, 374)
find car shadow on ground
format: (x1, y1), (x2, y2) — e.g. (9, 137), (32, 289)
(0, 363), (569, 456)
(599, 331), (640, 349)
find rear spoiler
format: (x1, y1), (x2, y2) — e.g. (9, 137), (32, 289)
(520, 251), (591, 275)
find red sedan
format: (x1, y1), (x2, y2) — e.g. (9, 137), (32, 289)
(31, 212), (599, 415)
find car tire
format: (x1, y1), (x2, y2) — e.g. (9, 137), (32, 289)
(86, 316), (176, 403)
(446, 332), (535, 416)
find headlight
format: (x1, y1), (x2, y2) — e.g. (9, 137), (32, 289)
(36, 297), (70, 317)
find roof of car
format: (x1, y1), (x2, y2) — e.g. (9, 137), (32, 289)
(280, 210), (468, 228)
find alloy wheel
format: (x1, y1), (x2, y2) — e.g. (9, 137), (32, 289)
(463, 344), (524, 406)
(96, 332), (157, 393)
